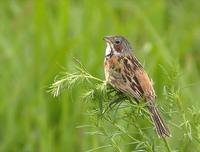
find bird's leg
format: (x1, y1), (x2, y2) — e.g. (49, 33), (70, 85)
(102, 95), (126, 114)
(109, 97), (122, 109)
(129, 97), (139, 104)
(109, 90), (128, 107)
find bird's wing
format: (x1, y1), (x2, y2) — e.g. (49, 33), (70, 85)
(105, 55), (155, 102)
(117, 55), (155, 102)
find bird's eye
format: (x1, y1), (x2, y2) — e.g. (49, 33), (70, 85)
(115, 39), (121, 45)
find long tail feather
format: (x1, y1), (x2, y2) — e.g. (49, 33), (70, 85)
(147, 105), (170, 137)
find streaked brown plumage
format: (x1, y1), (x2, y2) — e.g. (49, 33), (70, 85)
(103, 35), (170, 137)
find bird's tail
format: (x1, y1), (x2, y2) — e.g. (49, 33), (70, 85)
(147, 105), (170, 137)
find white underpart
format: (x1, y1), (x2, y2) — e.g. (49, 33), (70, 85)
(105, 43), (112, 56)
(105, 42), (121, 56)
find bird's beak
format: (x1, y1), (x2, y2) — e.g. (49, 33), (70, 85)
(103, 36), (112, 43)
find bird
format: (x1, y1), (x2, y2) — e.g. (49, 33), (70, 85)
(103, 35), (170, 137)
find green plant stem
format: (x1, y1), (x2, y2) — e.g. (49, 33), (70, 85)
(84, 75), (104, 83)
(162, 137), (171, 152)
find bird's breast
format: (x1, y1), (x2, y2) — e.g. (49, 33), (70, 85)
(104, 56), (123, 81)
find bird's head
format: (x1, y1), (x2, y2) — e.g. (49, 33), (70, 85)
(103, 35), (132, 57)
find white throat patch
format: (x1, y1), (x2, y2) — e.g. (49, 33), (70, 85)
(105, 43), (112, 56)
(105, 42), (122, 57)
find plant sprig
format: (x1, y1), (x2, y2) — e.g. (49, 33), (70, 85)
(48, 59), (172, 151)
(48, 59), (104, 97)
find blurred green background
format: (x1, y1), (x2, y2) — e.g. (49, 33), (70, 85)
(1, 0), (200, 151)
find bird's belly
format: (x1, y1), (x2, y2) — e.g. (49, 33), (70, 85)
(104, 56), (120, 81)
(104, 57), (144, 101)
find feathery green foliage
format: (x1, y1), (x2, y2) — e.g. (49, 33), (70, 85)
(1, 0), (200, 151)
(49, 61), (172, 152)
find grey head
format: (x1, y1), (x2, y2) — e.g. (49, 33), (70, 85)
(103, 35), (133, 57)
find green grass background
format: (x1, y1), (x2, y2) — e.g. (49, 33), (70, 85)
(1, 0), (200, 151)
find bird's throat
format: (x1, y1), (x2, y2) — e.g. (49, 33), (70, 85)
(105, 43), (113, 58)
